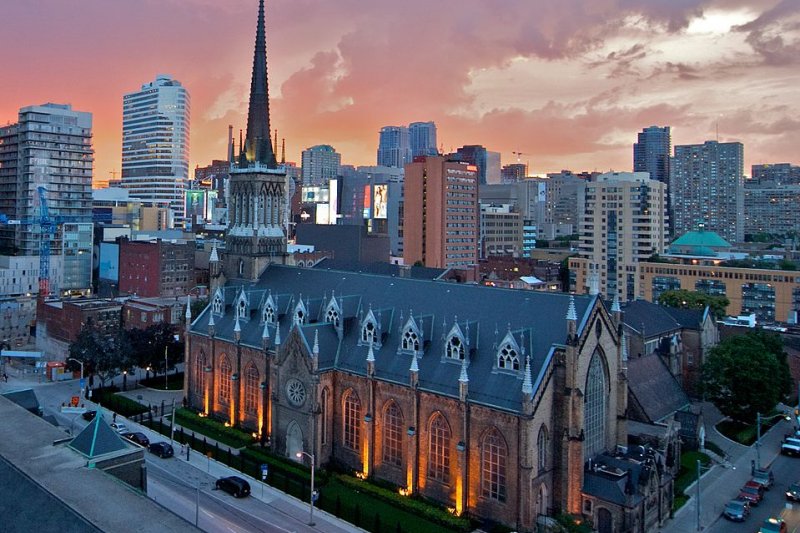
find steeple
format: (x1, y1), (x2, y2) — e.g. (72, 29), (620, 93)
(240, 0), (277, 169)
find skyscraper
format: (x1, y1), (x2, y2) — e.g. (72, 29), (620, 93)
(121, 75), (190, 227)
(633, 126), (671, 184)
(572, 172), (667, 301)
(403, 156), (479, 268)
(408, 121), (438, 157)
(0, 103), (94, 295)
(301, 144), (341, 186)
(670, 141), (744, 243)
(376, 126), (411, 168)
(452, 145), (501, 185)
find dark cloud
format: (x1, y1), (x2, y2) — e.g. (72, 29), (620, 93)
(733, 0), (800, 65)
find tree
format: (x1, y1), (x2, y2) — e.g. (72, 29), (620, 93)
(701, 331), (792, 423)
(190, 298), (209, 320)
(68, 324), (122, 388)
(657, 289), (729, 319)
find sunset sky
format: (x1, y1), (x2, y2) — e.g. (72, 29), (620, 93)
(1, 0), (798, 184)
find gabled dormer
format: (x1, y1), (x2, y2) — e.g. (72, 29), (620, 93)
(235, 288), (250, 321)
(212, 287), (224, 317)
(293, 297), (308, 326)
(262, 291), (277, 324)
(324, 295), (341, 329)
(398, 314), (422, 355)
(444, 321), (467, 361)
(496, 330), (521, 371)
(359, 307), (381, 348)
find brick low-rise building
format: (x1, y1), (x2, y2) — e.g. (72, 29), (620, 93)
(119, 238), (195, 298)
(35, 299), (123, 359)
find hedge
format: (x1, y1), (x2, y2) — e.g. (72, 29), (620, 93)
(93, 387), (149, 417)
(174, 408), (254, 448)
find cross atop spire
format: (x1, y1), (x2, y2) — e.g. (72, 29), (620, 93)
(240, 0), (277, 169)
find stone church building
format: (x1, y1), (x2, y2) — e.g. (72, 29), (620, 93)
(183, 2), (675, 532)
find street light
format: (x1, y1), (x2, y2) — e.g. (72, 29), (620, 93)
(67, 357), (84, 396)
(695, 459), (715, 531)
(756, 411), (791, 471)
(296, 451), (316, 526)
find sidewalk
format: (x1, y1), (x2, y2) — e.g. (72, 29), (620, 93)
(659, 416), (792, 532)
(90, 397), (364, 533)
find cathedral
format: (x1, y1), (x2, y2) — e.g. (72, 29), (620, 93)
(184, 2), (674, 532)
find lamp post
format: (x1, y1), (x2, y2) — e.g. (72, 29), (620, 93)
(695, 459), (714, 531)
(68, 357), (84, 396)
(296, 451), (316, 526)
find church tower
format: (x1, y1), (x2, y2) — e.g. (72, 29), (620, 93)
(225, 0), (289, 281)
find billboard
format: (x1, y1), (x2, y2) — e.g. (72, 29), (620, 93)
(362, 184), (371, 219)
(302, 187), (329, 204)
(98, 242), (119, 282)
(373, 184), (388, 219)
(185, 189), (207, 223)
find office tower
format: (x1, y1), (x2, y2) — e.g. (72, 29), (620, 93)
(452, 145), (501, 185)
(480, 204), (523, 258)
(222, 0), (290, 281)
(403, 156), (478, 268)
(301, 144), (341, 186)
(501, 163), (527, 183)
(408, 121), (438, 157)
(751, 163), (800, 186)
(0, 103), (94, 295)
(376, 126), (411, 168)
(633, 126), (671, 184)
(573, 172), (667, 301)
(670, 141), (744, 243)
(121, 75), (190, 227)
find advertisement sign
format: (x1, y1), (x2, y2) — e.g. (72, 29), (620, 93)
(98, 242), (119, 282)
(185, 189), (207, 222)
(302, 187), (329, 204)
(362, 185), (371, 219)
(373, 184), (388, 219)
(205, 191), (218, 222)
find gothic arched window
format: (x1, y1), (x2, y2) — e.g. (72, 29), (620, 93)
(537, 426), (548, 473)
(447, 334), (465, 360)
(321, 388), (330, 445)
(326, 306), (340, 328)
(212, 292), (223, 315)
(498, 342), (519, 370)
(237, 298), (247, 320)
(219, 355), (232, 403)
(584, 351), (608, 459)
(383, 402), (403, 466)
(294, 301), (307, 325)
(481, 428), (508, 502)
(343, 390), (361, 451)
(362, 320), (376, 345)
(402, 328), (420, 352)
(428, 414), (451, 483)
(244, 364), (259, 414)
(263, 304), (275, 324)
(195, 352), (206, 395)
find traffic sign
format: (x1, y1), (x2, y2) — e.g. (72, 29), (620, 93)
(79, 378), (85, 389)
(71, 396), (80, 407)
(260, 463), (269, 480)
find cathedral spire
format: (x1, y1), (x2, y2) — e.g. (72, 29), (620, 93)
(240, 0), (277, 169)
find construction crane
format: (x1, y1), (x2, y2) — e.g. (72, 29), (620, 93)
(511, 151), (530, 177)
(0, 186), (82, 300)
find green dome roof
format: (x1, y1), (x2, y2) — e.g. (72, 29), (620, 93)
(671, 230), (731, 249)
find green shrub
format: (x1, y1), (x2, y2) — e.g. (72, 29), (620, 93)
(336, 475), (472, 531)
(140, 372), (184, 390)
(93, 387), (148, 417)
(704, 440), (725, 458)
(174, 408), (254, 448)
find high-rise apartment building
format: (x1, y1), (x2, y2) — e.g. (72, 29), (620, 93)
(633, 126), (671, 184)
(572, 172), (667, 301)
(670, 141), (744, 243)
(408, 121), (438, 157)
(751, 163), (800, 186)
(376, 126), (411, 168)
(121, 75), (190, 227)
(403, 156), (478, 268)
(301, 144), (341, 186)
(0, 103), (94, 296)
(744, 184), (800, 238)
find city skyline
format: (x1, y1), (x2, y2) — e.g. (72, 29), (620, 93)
(1, 0), (797, 183)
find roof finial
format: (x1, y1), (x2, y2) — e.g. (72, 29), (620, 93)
(621, 332), (628, 361)
(274, 319), (281, 345)
(458, 358), (469, 384)
(567, 295), (578, 321)
(313, 330), (319, 356)
(611, 292), (621, 313)
(209, 241), (219, 263)
(262, 321), (270, 340)
(367, 340), (375, 363)
(522, 355), (533, 395)
(208, 311), (215, 328)
(410, 349), (419, 373)
(185, 294), (192, 320)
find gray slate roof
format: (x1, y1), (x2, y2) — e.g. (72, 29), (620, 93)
(627, 354), (690, 423)
(662, 306), (708, 330)
(621, 299), (682, 338)
(583, 447), (667, 507)
(192, 265), (598, 414)
(313, 258), (447, 280)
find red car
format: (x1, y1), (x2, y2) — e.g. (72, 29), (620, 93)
(739, 481), (765, 506)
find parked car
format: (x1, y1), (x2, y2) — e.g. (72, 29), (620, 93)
(148, 442), (174, 458)
(738, 481), (764, 505)
(786, 482), (800, 502)
(122, 432), (150, 447)
(110, 422), (129, 434)
(215, 476), (251, 498)
(722, 498), (751, 522)
(781, 438), (800, 456)
(752, 468), (774, 490)
(82, 410), (97, 421)
(759, 517), (787, 533)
